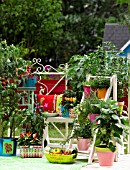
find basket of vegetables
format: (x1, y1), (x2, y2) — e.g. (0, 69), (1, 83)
(44, 148), (78, 164)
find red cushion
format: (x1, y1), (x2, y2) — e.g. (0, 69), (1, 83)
(37, 94), (55, 112)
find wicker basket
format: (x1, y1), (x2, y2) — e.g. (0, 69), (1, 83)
(20, 146), (42, 158)
(44, 151), (77, 164)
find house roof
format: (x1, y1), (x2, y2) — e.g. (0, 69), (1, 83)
(102, 23), (130, 50)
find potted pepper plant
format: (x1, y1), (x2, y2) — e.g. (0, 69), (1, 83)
(93, 98), (130, 166)
(73, 91), (101, 123)
(18, 111), (47, 158)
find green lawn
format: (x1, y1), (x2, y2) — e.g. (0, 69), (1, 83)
(48, 122), (73, 144)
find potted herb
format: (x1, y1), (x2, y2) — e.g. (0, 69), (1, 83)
(67, 94), (100, 151)
(73, 92), (100, 123)
(82, 80), (96, 98)
(68, 118), (92, 151)
(67, 45), (111, 101)
(73, 100), (91, 123)
(93, 98), (130, 166)
(87, 92), (101, 123)
(92, 77), (110, 99)
(0, 40), (30, 156)
(82, 80), (96, 87)
(18, 111), (47, 158)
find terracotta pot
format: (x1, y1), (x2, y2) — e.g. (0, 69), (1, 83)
(77, 138), (90, 151)
(97, 88), (107, 99)
(95, 147), (116, 166)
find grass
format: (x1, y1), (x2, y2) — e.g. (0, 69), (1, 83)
(48, 122), (73, 144)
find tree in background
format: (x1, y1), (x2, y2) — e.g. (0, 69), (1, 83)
(0, 0), (128, 65)
(117, 0), (130, 9)
(116, 0), (130, 28)
(48, 0), (129, 64)
(0, 0), (64, 64)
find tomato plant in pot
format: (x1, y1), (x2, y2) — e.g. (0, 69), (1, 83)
(0, 40), (31, 156)
(93, 98), (130, 166)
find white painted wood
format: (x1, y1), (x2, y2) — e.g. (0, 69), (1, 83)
(88, 128), (98, 164)
(120, 40), (130, 52)
(44, 117), (74, 147)
(84, 74), (119, 163)
(112, 74), (117, 101)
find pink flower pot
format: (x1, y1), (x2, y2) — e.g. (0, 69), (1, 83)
(83, 85), (91, 98)
(83, 86), (96, 98)
(77, 138), (90, 151)
(89, 114), (100, 124)
(96, 147), (116, 166)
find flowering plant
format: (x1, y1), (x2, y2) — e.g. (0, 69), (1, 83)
(62, 89), (77, 106)
(20, 66), (38, 87)
(61, 89), (77, 116)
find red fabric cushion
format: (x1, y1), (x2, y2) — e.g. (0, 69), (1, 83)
(37, 94), (55, 112)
